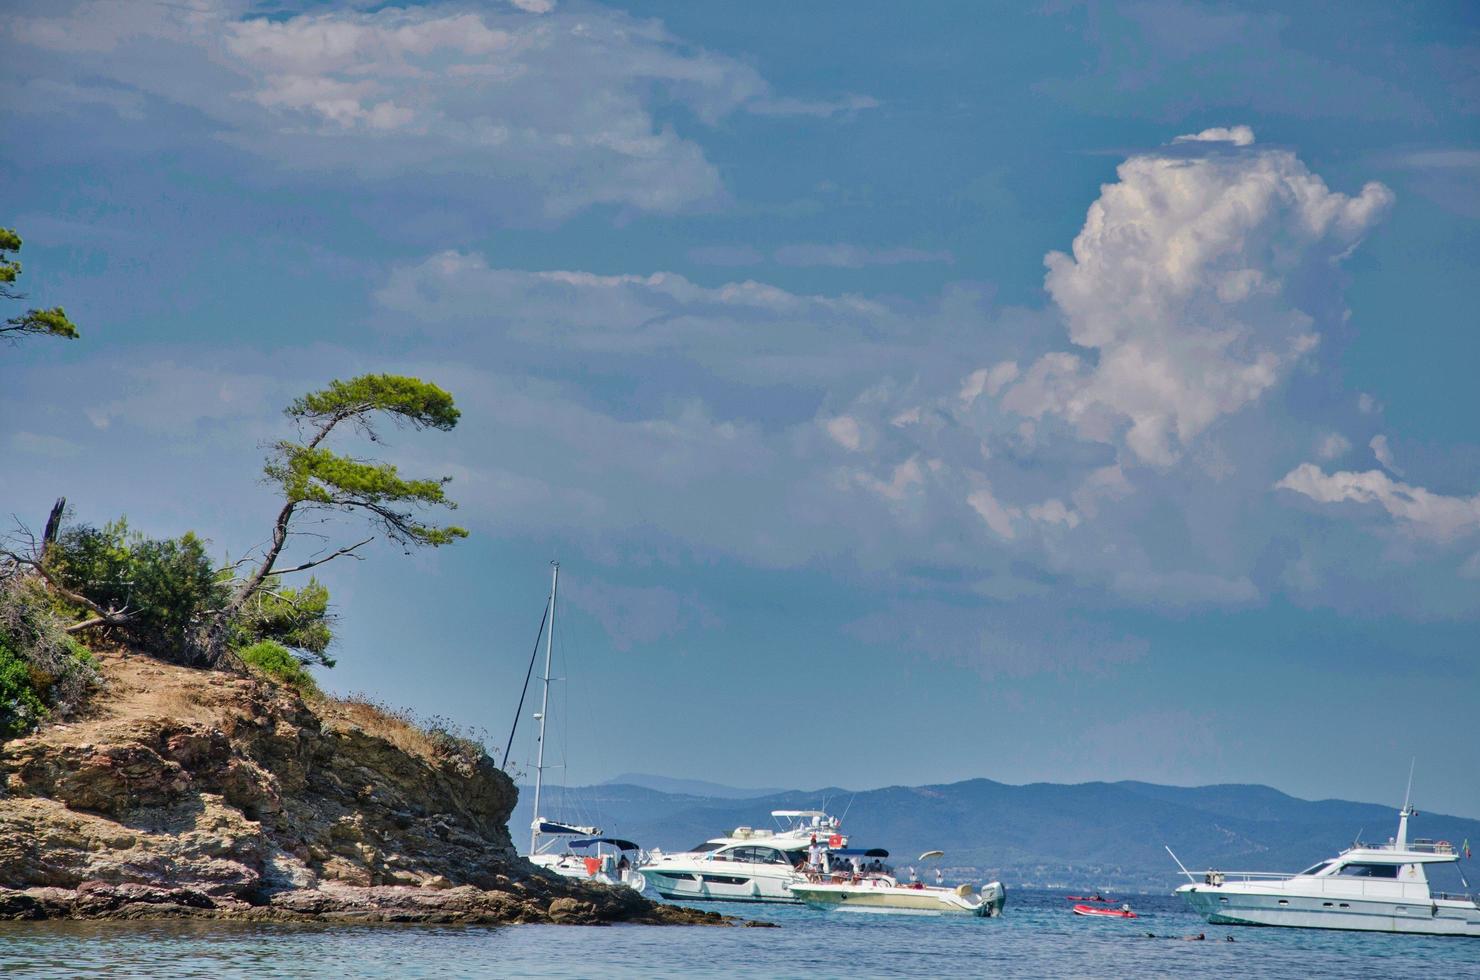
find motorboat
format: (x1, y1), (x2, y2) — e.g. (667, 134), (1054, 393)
(641, 810), (847, 903)
(1174, 790), (1480, 937)
(789, 850), (1007, 918)
(1073, 903), (1137, 918)
(509, 563), (645, 892)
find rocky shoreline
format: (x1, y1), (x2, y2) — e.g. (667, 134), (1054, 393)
(0, 652), (726, 927)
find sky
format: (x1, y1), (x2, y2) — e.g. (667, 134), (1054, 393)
(2, 0), (1478, 817)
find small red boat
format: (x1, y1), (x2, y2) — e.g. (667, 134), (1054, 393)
(1073, 903), (1137, 918)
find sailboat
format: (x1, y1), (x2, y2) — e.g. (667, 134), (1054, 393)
(512, 562), (647, 892)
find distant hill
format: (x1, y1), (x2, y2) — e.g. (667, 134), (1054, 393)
(600, 772), (788, 799)
(513, 778), (1480, 891)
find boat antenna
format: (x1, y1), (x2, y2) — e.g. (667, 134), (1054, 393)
(1402, 757), (1415, 812)
(1165, 845), (1196, 883)
(839, 792), (856, 824)
(501, 596), (551, 771)
(530, 561), (560, 857)
(1352, 828), (1363, 849)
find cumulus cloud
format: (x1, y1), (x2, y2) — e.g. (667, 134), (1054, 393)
(1275, 463), (1480, 542)
(6, 0), (872, 217)
(981, 127), (1392, 466)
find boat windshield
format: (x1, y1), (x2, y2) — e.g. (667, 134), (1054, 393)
(688, 841), (724, 853)
(1298, 862), (1333, 876)
(1337, 863), (1399, 878)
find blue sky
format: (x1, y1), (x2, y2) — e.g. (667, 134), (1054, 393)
(3, 0), (1478, 816)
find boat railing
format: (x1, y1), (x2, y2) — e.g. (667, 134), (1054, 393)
(1352, 838), (1456, 855)
(1197, 871), (1297, 882)
(1433, 891), (1476, 903)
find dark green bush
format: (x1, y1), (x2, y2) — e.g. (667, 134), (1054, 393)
(48, 519), (226, 658)
(239, 639), (321, 697)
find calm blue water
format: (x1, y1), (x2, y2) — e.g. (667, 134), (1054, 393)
(2, 889), (1476, 978)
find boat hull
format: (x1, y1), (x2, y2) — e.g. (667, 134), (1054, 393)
(791, 880), (1006, 917)
(644, 866), (802, 904)
(1179, 886), (1480, 937)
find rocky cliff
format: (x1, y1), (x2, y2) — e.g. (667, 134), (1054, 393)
(0, 651), (719, 925)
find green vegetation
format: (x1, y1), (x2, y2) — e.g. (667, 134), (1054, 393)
(238, 640), (321, 698)
(0, 577), (99, 739)
(0, 372), (467, 730)
(205, 373), (467, 664)
(1, 227), (79, 344)
(47, 519), (224, 657)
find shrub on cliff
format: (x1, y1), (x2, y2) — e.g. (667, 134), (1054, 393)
(238, 639), (321, 698)
(47, 519), (225, 657)
(0, 577), (99, 738)
(16, 513), (336, 668)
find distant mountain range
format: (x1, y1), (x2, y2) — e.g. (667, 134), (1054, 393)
(600, 773), (788, 799)
(513, 776), (1480, 890)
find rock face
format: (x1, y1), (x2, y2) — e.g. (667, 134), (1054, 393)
(0, 652), (720, 925)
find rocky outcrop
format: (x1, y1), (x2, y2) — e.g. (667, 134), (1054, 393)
(0, 652), (721, 925)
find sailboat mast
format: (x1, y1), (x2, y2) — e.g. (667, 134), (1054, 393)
(530, 561), (559, 856)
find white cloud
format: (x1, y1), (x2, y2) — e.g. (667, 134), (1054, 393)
(825, 415), (864, 451)
(967, 483), (1020, 540)
(988, 127), (1392, 465)
(958, 362), (1018, 408)
(1275, 463), (1480, 543)
(8, 0), (872, 217)
(1317, 432), (1351, 460)
(1173, 124), (1256, 146)
(1369, 434), (1404, 476)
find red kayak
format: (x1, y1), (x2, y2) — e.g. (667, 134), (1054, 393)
(1073, 904), (1137, 918)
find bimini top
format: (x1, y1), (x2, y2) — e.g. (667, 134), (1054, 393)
(918, 850), (946, 861)
(569, 837), (640, 852)
(532, 819), (602, 836)
(771, 810), (828, 819)
(829, 848), (889, 858)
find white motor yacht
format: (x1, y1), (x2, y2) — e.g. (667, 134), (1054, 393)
(790, 850), (1007, 917)
(1175, 799), (1479, 937)
(641, 810), (847, 903)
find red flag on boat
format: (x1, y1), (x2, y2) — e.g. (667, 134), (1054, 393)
(828, 834), (843, 848)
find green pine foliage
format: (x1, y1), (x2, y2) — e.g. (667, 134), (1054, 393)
(238, 639), (321, 698)
(1, 227), (80, 343)
(229, 576), (335, 666)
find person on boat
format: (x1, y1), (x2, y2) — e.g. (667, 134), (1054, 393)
(617, 855), (630, 872)
(934, 868), (944, 886)
(849, 854), (863, 880)
(1121, 904), (1132, 914)
(807, 836), (824, 874)
(907, 866), (917, 884)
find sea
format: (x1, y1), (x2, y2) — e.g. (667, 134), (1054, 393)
(2, 888), (1476, 978)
